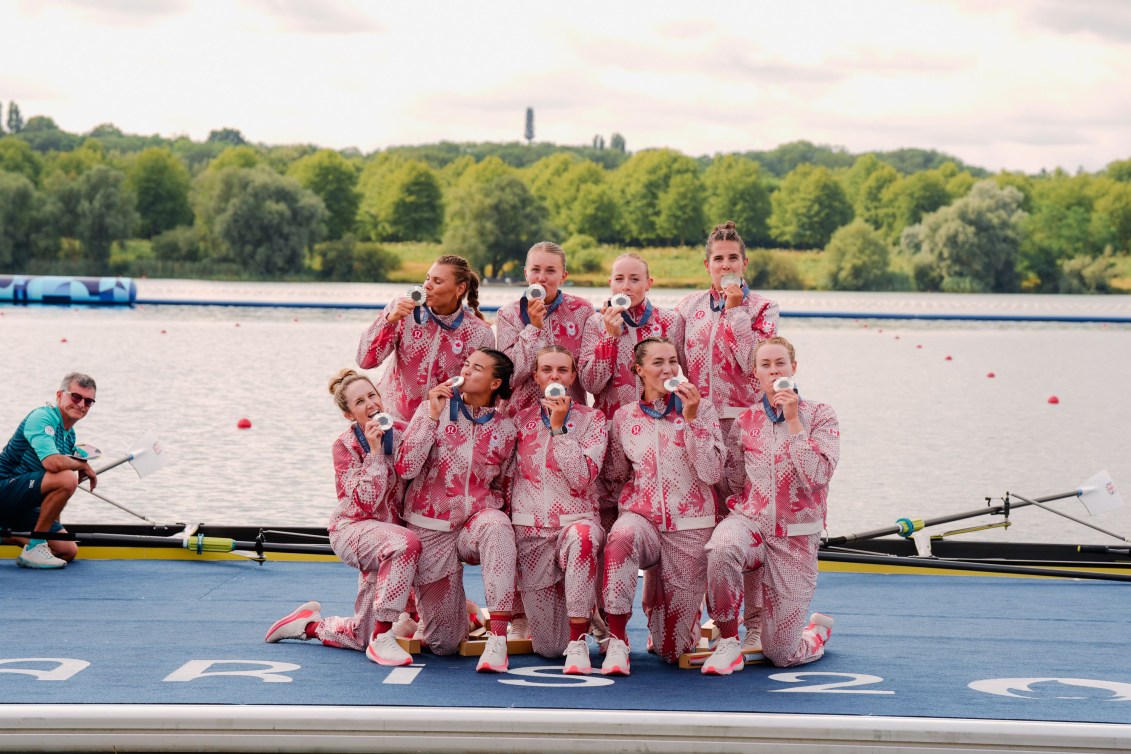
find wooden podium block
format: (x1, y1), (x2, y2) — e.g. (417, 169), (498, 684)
(700, 619), (720, 641)
(458, 637), (535, 656)
(395, 636), (421, 654)
(678, 649), (767, 670)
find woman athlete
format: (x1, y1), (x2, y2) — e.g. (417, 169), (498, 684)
(265, 369), (421, 667)
(600, 337), (724, 675)
(701, 337), (839, 675)
(358, 255), (495, 421)
(510, 345), (608, 674)
(395, 349), (520, 673)
(496, 242), (592, 415)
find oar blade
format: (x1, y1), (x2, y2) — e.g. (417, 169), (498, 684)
(1078, 470), (1124, 516)
(128, 433), (167, 478)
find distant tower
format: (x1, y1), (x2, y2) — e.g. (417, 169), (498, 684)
(524, 107), (534, 145)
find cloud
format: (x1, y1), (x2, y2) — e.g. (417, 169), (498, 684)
(1028, 0), (1131, 45)
(244, 0), (383, 34)
(15, 0), (191, 26)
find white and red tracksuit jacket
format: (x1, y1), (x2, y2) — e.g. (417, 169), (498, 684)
(606, 399), (725, 530)
(578, 301), (685, 421)
(509, 403), (608, 529)
(496, 292), (593, 414)
(357, 304), (496, 421)
(675, 289), (779, 421)
(721, 400), (840, 538)
(394, 400), (518, 578)
(328, 421), (407, 531)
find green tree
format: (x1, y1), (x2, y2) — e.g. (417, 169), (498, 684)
(525, 153), (581, 230)
(287, 149), (360, 240)
(7, 102), (23, 134)
(822, 219), (891, 290)
(45, 164), (138, 268)
(443, 172), (550, 277)
(127, 147), (192, 237)
(613, 148), (701, 244)
(656, 172), (706, 244)
(568, 180), (620, 242)
(769, 164), (853, 248)
(45, 138), (106, 179)
(878, 170), (952, 242)
(16, 116), (81, 152)
(379, 160), (444, 241)
(1059, 250), (1119, 293)
(610, 133), (626, 153)
(1019, 171), (1098, 290)
(1092, 180), (1131, 252)
(839, 153), (886, 207)
(357, 156), (444, 241)
(856, 163), (900, 227)
(207, 127), (246, 146)
(0, 171), (54, 268)
(899, 181), (1025, 293)
(1104, 158), (1131, 183)
(209, 145), (262, 171)
(0, 137), (44, 184)
(206, 166), (326, 276)
(703, 155), (771, 245)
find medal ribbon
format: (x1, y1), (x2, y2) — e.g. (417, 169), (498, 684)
(639, 393), (682, 420)
(353, 421), (394, 456)
(414, 305), (467, 331)
(519, 290), (563, 326)
(620, 299), (654, 329)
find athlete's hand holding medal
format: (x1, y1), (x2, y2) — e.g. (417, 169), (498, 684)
(427, 376), (463, 421)
(386, 285), (424, 324)
(664, 377), (701, 423)
(541, 382), (570, 431)
(363, 411), (394, 449)
(525, 284), (547, 329)
(601, 293), (631, 338)
(770, 375), (799, 423)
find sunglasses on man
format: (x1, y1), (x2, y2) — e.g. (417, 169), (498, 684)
(68, 392), (96, 407)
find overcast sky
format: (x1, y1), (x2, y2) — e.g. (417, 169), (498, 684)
(3, 0), (1130, 174)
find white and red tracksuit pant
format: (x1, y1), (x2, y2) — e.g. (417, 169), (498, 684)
(515, 520), (605, 657)
(705, 514), (826, 666)
(410, 509), (517, 655)
(316, 520), (421, 651)
(602, 512), (711, 663)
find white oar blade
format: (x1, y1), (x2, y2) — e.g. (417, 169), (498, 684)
(1078, 470), (1124, 516)
(128, 433), (167, 479)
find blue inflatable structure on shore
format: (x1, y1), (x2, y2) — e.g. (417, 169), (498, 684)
(0, 275), (137, 305)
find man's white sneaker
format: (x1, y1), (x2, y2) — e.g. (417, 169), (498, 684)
(741, 627), (762, 653)
(264, 601), (322, 642)
(476, 634), (508, 673)
(807, 612), (834, 647)
(507, 615), (531, 641)
(16, 542), (66, 569)
(391, 612), (418, 639)
(600, 637), (631, 676)
(562, 636), (592, 675)
(366, 630), (413, 666)
(701, 636), (744, 676)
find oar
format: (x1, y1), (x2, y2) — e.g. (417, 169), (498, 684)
(823, 489), (1082, 546)
(76, 486), (162, 526)
(817, 550), (1131, 583)
(92, 432), (166, 478)
(1, 530), (335, 559)
(823, 470), (1126, 547)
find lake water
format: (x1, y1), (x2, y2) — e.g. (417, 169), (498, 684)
(2, 279), (1129, 546)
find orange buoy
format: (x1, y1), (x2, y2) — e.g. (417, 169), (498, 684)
(945, 355), (952, 361)
(894, 335), (900, 340)
(60, 337), (68, 343)
(235, 323), (240, 327)
(916, 345), (923, 349)
(160, 329), (167, 334)
(987, 372), (995, 378)
(1048, 396), (1060, 405)
(237, 418), (252, 429)
(878, 329), (884, 334)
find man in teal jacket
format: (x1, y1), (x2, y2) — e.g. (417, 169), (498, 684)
(0, 372), (99, 569)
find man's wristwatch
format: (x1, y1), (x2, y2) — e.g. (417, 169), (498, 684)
(550, 425), (568, 436)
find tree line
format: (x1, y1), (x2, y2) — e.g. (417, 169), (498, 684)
(1, 102), (1128, 293)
